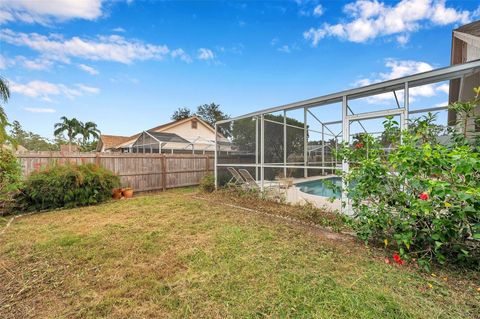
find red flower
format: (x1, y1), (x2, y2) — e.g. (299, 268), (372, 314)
(393, 253), (404, 265)
(419, 192), (429, 201)
(355, 142), (364, 149)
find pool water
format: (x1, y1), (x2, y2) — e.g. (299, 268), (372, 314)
(296, 177), (343, 199)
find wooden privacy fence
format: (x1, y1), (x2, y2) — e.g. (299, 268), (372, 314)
(16, 152), (213, 192)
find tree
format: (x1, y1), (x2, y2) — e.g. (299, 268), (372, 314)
(171, 107), (192, 121)
(196, 103), (229, 127)
(10, 120), (57, 151)
(0, 76), (11, 144)
(79, 121), (100, 145)
(54, 116), (82, 150)
(78, 121), (100, 152)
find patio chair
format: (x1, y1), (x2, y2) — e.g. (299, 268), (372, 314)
(238, 169), (284, 199)
(238, 169), (259, 190)
(226, 167), (245, 188)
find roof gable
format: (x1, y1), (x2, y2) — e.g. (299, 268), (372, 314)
(99, 135), (135, 150)
(151, 116), (216, 134)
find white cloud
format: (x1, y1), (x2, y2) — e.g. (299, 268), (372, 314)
(0, 54), (11, 69)
(171, 48), (193, 63)
(277, 45), (291, 53)
(197, 48), (214, 60)
(304, 0), (474, 45)
(380, 59), (433, 80)
(10, 80), (100, 101)
(0, 0), (103, 25)
(396, 34), (410, 45)
(303, 28), (327, 46)
(0, 29), (171, 64)
(18, 56), (53, 70)
(435, 101), (448, 107)
(354, 59), (449, 103)
(76, 84), (100, 94)
(24, 107), (56, 113)
(0, 54), (52, 70)
(112, 27), (126, 32)
(296, 0), (323, 17)
(78, 64), (99, 75)
(313, 4), (324, 16)
(436, 83), (449, 94)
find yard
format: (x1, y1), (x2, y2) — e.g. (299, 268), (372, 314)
(1, 188), (479, 318)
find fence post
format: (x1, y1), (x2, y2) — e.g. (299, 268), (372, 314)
(205, 155), (210, 173)
(162, 154), (167, 192)
(95, 152), (101, 167)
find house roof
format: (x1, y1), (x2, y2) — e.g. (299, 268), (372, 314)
(454, 20), (480, 37)
(149, 116), (217, 135)
(139, 131), (191, 145)
(99, 134), (139, 150)
(107, 116), (222, 150)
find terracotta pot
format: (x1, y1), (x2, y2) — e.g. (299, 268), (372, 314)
(112, 188), (122, 199)
(122, 187), (134, 198)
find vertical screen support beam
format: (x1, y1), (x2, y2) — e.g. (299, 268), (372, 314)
(401, 82), (409, 131)
(341, 96), (350, 215)
(255, 117), (259, 180)
(214, 123), (218, 189)
(303, 107), (308, 178)
(260, 114), (265, 191)
(321, 124), (325, 175)
(283, 110), (287, 178)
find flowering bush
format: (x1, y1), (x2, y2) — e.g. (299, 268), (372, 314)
(0, 148), (22, 210)
(337, 88), (480, 270)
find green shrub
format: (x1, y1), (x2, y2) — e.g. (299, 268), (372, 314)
(200, 173), (215, 193)
(337, 92), (480, 270)
(0, 148), (22, 206)
(13, 163), (120, 212)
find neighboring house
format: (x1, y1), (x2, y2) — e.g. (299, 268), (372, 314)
(448, 20), (480, 131)
(97, 134), (139, 152)
(98, 116), (229, 154)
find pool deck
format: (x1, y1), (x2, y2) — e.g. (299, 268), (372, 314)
(263, 175), (345, 214)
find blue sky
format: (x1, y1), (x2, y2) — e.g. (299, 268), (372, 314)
(0, 0), (479, 138)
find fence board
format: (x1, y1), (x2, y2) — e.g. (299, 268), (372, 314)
(16, 152), (213, 192)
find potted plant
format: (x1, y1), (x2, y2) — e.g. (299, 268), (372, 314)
(112, 188), (122, 199)
(122, 187), (134, 198)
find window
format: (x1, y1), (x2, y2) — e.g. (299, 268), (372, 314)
(191, 119), (198, 129)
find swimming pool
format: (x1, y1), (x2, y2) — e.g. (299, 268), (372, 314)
(296, 177), (342, 199)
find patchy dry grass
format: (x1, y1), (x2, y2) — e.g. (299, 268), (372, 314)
(1, 188), (479, 318)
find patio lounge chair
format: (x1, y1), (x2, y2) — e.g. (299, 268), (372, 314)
(238, 169), (259, 190)
(238, 169), (284, 200)
(227, 167), (245, 188)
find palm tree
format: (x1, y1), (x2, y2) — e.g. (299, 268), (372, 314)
(54, 116), (82, 151)
(79, 121), (100, 145)
(0, 76), (11, 144)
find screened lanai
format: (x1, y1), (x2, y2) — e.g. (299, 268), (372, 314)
(132, 131), (234, 154)
(214, 59), (480, 214)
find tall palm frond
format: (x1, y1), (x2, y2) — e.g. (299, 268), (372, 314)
(0, 76), (11, 144)
(81, 121), (100, 143)
(53, 116), (82, 145)
(0, 76), (10, 104)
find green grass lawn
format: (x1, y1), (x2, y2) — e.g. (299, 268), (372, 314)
(1, 188), (478, 318)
